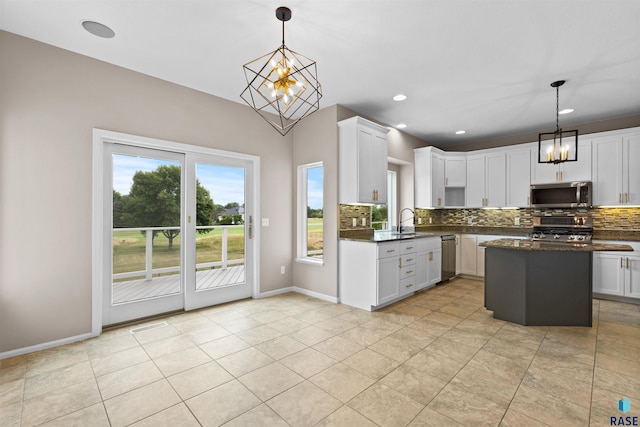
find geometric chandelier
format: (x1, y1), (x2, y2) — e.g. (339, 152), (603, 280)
(538, 80), (578, 164)
(240, 7), (322, 136)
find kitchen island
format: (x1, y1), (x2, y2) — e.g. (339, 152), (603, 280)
(480, 239), (633, 326)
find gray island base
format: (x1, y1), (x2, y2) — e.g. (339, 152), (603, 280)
(481, 239), (633, 327)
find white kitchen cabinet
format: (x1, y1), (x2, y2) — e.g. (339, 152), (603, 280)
(415, 147), (445, 208)
(530, 140), (592, 184)
(445, 155), (466, 187)
(339, 116), (389, 204)
(592, 132), (640, 206)
(593, 243), (640, 300)
(378, 246), (401, 305)
(339, 238), (423, 311)
(506, 148), (531, 207)
(459, 234), (504, 277)
(416, 237), (441, 290)
(466, 152), (506, 207)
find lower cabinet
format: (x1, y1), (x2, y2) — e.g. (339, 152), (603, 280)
(593, 242), (640, 300)
(459, 234), (515, 278)
(339, 237), (440, 311)
(416, 238), (441, 290)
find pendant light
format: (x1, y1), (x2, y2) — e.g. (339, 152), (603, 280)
(240, 7), (322, 136)
(538, 80), (578, 164)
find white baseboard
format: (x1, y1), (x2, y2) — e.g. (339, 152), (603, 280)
(0, 332), (96, 360)
(256, 286), (294, 299)
(292, 286), (339, 303)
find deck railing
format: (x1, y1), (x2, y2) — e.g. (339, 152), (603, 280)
(112, 225), (245, 281)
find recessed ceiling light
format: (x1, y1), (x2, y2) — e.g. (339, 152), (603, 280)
(81, 20), (115, 38)
(397, 123), (408, 129)
(393, 94), (407, 102)
(455, 130), (466, 135)
(559, 108), (574, 114)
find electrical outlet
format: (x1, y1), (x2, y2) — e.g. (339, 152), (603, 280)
(429, 217), (433, 224)
(361, 217), (367, 226)
(418, 217), (422, 225)
(514, 217), (520, 226)
(280, 266), (285, 274)
(262, 218), (269, 227)
(468, 218), (473, 225)
(352, 218), (357, 227)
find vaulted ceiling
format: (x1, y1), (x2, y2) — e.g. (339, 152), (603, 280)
(2, 0), (639, 146)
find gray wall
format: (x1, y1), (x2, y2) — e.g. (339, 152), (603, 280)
(291, 106), (339, 298)
(0, 31), (296, 353)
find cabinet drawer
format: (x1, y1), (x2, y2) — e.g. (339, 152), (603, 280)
(400, 277), (416, 294)
(400, 265), (416, 279)
(417, 237), (441, 252)
(401, 254), (416, 267)
(378, 242), (400, 259)
(400, 242), (417, 254)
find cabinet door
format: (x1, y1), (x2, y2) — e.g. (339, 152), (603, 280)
(466, 155), (485, 207)
(372, 131), (388, 203)
(415, 251), (429, 290)
(475, 235), (494, 278)
(623, 135), (640, 205)
(460, 235), (477, 275)
(427, 248), (442, 285)
(485, 152), (506, 207)
(445, 157), (466, 187)
(377, 256), (400, 305)
(432, 153), (445, 207)
(531, 147), (559, 184)
(561, 140), (591, 182)
(357, 126), (377, 203)
(624, 255), (640, 299)
(593, 253), (625, 296)
(506, 149), (531, 207)
(592, 137), (623, 206)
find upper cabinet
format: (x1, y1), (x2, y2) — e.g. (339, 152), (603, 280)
(530, 140), (592, 184)
(592, 132), (640, 206)
(466, 151), (506, 208)
(414, 147), (445, 208)
(445, 155), (466, 187)
(339, 117), (389, 204)
(506, 148), (531, 207)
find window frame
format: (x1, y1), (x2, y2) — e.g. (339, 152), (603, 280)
(296, 161), (324, 265)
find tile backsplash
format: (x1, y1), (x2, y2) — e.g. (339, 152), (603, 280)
(340, 204), (640, 231)
(416, 207), (640, 230)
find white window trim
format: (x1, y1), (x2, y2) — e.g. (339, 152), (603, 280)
(296, 161), (324, 266)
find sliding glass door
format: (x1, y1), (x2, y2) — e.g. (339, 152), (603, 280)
(102, 142), (255, 325)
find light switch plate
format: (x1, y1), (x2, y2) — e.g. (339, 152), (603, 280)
(352, 218), (357, 227)
(361, 218), (367, 226)
(514, 217), (520, 226)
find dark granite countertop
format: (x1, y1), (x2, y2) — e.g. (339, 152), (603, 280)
(414, 226), (640, 242)
(480, 238), (633, 252)
(339, 230), (450, 243)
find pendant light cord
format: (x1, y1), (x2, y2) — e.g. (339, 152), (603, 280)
(556, 85), (560, 132)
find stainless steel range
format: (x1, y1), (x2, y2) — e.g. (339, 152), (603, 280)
(531, 215), (593, 243)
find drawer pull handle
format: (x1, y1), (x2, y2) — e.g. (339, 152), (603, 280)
(406, 258), (413, 262)
(387, 249), (395, 253)
(406, 284), (413, 288)
(406, 270), (413, 274)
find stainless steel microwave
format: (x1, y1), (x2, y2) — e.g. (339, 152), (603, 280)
(530, 181), (592, 208)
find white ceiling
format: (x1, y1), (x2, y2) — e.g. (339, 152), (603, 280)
(1, 0), (639, 146)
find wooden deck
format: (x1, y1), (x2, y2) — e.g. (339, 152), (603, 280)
(112, 265), (245, 304)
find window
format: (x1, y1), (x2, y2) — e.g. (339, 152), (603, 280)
(297, 162), (323, 263)
(372, 170), (396, 230)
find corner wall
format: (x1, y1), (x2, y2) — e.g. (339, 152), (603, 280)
(291, 106), (340, 299)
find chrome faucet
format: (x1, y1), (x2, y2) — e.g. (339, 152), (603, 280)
(397, 208), (414, 234)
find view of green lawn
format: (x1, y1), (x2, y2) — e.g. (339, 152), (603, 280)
(112, 226), (245, 275)
(307, 217), (323, 254)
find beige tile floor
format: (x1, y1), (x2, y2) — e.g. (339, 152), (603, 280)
(1, 278), (639, 426)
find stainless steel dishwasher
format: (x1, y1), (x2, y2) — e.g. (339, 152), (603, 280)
(440, 235), (456, 282)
